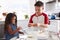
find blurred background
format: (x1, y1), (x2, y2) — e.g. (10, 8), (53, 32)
(0, 0), (60, 40)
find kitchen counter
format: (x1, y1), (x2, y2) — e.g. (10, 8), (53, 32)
(10, 27), (60, 40)
(10, 31), (59, 40)
(49, 19), (60, 20)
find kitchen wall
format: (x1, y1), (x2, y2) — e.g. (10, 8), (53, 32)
(0, 0), (36, 20)
(0, 0), (60, 20)
(45, 2), (60, 15)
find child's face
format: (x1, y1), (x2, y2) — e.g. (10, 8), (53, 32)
(35, 6), (44, 14)
(11, 16), (16, 24)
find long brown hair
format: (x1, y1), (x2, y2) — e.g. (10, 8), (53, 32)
(4, 13), (17, 32)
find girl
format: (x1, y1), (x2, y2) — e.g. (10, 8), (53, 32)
(4, 13), (23, 40)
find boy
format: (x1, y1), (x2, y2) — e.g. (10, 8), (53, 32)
(28, 1), (49, 28)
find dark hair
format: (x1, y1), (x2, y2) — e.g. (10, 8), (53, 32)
(4, 13), (17, 31)
(34, 1), (43, 7)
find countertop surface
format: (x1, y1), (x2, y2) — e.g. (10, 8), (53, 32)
(10, 27), (60, 40)
(49, 19), (60, 20)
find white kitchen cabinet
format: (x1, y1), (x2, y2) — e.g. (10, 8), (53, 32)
(17, 20), (29, 29)
(48, 19), (60, 33)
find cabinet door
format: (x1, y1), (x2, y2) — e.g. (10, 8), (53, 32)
(59, 20), (60, 31)
(48, 20), (59, 33)
(0, 24), (4, 38)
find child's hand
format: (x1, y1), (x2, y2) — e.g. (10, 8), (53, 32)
(37, 23), (41, 27)
(19, 32), (24, 35)
(28, 23), (32, 27)
(32, 23), (37, 26)
(17, 27), (22, 31)
(28, 23), (37, 27)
